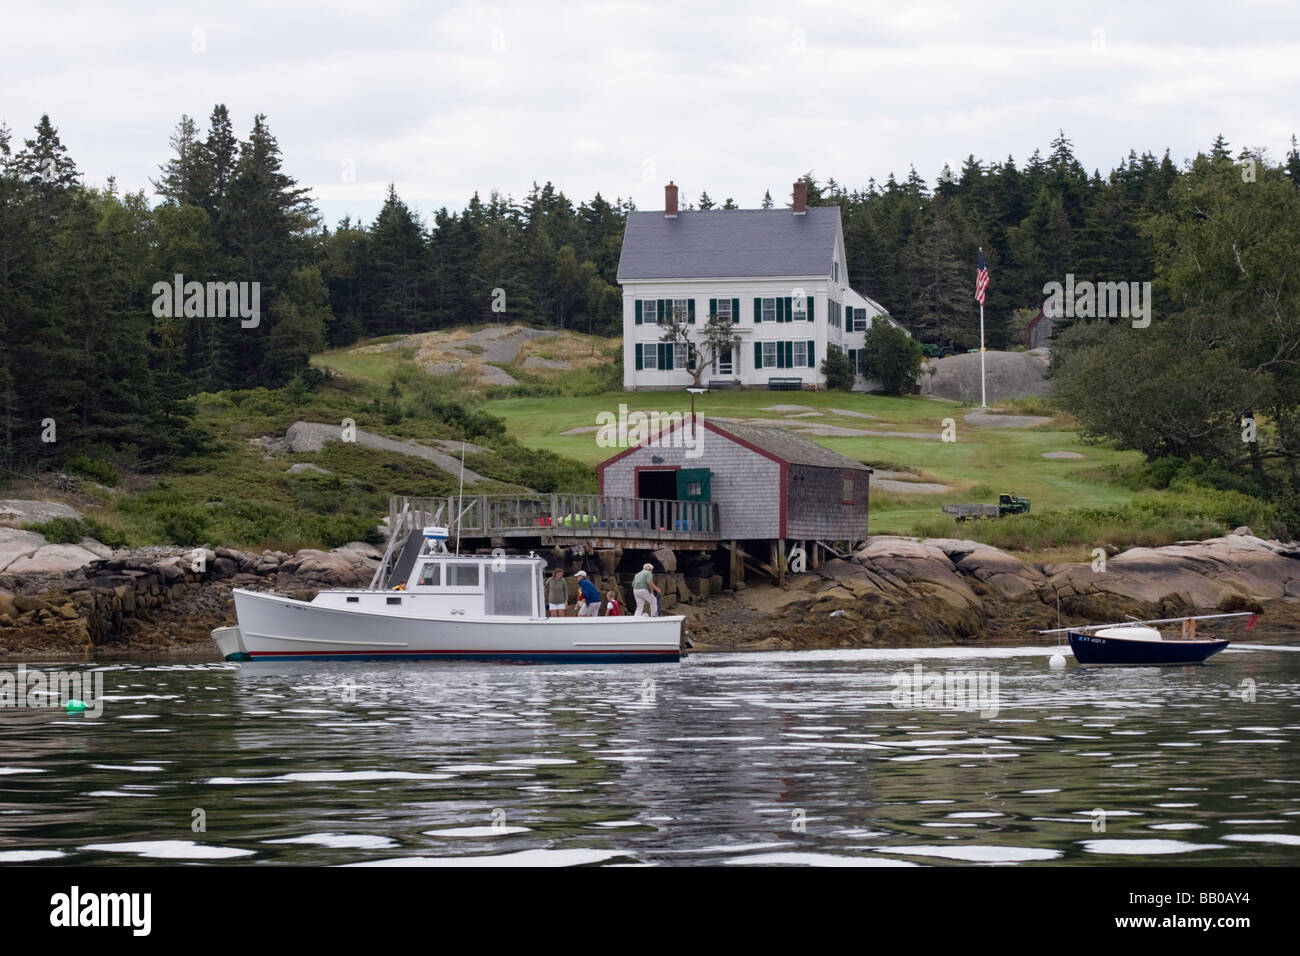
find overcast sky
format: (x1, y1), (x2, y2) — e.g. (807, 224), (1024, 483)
(4, 0), (1298, 227)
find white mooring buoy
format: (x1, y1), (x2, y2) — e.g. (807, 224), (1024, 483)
(1049, 654), (1067, 670)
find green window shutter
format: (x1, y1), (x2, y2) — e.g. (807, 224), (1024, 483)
(660, 343), (670, 370)
(776, 297), (785, 323)
(807, 340), (815, 368)
(776, 342), (786, 369)
(635, 300), (642, 325)
(732, 298), (740, 323)
(688, 345), (696, 370)
(657, 300), (665, 323)
(807, 298), (814, 322)
(635, 345), (643, 370)
(754, 342), (763, 369)
(785, 341), (793, 368)
(754, 297), (761, 323)
(848, 349), (857, 373)
(709, 297), (717, 318)
(785, 296), (793, 322)
(688, 299), (695, 324)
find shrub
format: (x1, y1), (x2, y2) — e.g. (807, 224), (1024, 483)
(155, 506), (210, 546)
(821, 345), (855, 391)
(860, 322), (924, 395)
(66, 454), (121, 487)
(25, 516), (128, 548)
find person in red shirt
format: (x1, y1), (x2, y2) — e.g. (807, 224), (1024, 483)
(605, 591), (622, 616)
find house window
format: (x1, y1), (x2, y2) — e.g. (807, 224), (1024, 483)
(640, 343), (658, 370)
(853, 309), (868, 332)
(672, 298), (690, 322)
(833, 260), (840, 283)
(792, 341), (807, 368)
(762, 342), (777, 367)
(762, 298), (777, 323)
(842, 476), (855, 504)
(792, 295), (807, 321)
(641, 298), (658, 324)
(673, 343), (688, 369)
(715, 298), (732, 322)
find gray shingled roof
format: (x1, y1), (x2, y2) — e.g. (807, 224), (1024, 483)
(714, 422), (871, 471)
(617, 207), (840, 281)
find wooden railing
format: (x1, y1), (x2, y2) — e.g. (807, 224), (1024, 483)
(391, 494), (720, 539)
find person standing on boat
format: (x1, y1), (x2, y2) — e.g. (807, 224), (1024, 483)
(633, 563), (661, 617)
(547, 567), (568, 617)
(605, 590), (622, 616)
(575, 570), (601, 616)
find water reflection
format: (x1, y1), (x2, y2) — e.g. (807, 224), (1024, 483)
(0, 645), (1297, 866)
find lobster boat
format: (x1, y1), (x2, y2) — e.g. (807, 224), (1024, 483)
(1040, 612), (1256, 666)
(211, 527), (684, 664)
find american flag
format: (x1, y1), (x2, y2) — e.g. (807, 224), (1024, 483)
(975, 250), (989, 306)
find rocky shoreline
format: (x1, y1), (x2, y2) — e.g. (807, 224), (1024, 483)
(1, 525), (1297, 660)
(685, 529), (1300, 651)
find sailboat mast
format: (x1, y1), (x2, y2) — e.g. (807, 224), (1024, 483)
(455, 441), (466, 556)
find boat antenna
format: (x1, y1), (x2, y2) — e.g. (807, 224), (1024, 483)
(455, 440), (466, 556)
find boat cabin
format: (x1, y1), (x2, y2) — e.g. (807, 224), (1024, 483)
(312, 528), (547, 619)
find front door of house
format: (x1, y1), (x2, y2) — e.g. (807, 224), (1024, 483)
(716, 348), (733, 376)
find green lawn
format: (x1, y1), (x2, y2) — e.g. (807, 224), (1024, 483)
(482, 389), (1143, 534)
(312, 348), (413, 385)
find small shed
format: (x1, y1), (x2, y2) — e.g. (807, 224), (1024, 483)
(597, 419), (871, 545)
(1025, 308), (1055, 349)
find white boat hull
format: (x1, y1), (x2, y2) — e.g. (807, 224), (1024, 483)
(221, 589), (684, 663)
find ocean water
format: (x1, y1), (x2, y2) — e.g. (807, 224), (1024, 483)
(1, 643), (1297, 866)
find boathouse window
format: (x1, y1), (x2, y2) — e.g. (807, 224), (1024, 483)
(842, 476), (856, 504)
(418, 563), (441, 587)
(447, 563), (480, 587)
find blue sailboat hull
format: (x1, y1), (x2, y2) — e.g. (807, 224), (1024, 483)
(1068, 631), (1229, 665)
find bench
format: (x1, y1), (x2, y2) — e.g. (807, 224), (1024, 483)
(767, 377), (803, 391)
(707, 379), (736, 390)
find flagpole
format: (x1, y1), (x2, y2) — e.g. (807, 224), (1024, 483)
(979, 301), (986, 408)
(978, 246), (987, 409)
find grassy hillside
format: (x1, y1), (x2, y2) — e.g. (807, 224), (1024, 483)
(482, 390), (1138, 527)
(19, 326), (1275, 556)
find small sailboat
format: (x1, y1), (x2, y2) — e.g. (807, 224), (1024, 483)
(1040, 612), (1255, 665)
(211, 527), (684, 664)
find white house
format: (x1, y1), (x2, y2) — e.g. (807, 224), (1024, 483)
(616, 180), (907, 391)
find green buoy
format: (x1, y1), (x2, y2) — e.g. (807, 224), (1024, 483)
(66, 699), (87, 713)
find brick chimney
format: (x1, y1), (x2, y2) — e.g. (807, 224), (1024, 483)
(792, 180), (807, 215)
(665, 181), (679, 218)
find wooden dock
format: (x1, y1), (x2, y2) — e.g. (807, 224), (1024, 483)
(389, 494), (721, 549)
